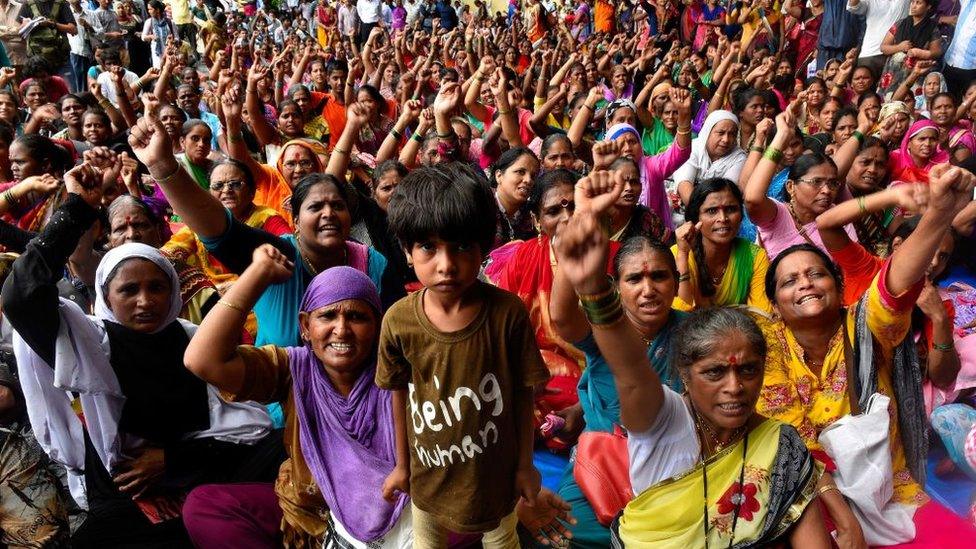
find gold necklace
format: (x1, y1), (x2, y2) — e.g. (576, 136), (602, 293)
(296, 234), (348, 275)
(694, 408), (745, 451)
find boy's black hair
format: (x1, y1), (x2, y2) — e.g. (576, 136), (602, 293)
(388, 162), (497, 255)
(22, 56), (52, 79)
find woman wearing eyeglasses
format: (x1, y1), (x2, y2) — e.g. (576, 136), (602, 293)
(162, 159), (291, 337)
(744, 105), (856, 260)
(223, 86), (326, 226)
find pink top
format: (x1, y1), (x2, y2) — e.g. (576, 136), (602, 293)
(755, 200), (858, 260)
(639, 139), (691, 230)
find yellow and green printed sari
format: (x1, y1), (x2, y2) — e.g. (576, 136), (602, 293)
(612, 419), (820, 548)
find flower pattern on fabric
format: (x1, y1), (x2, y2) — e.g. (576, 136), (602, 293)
(716, 482), (761, 521)
(760, 383), (794, 416)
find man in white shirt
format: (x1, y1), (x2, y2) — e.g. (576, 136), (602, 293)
(944, 0), (976, 98)
(847, 0), (909, 79)
(356, 0), (382, 46)
(95, 51), (140, 107)
(404, 0), (422, 26)
(67, 0), (94, 93)
(338, 0), (359, 47)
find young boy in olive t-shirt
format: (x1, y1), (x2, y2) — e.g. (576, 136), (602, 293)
(376, 163), (549, 547)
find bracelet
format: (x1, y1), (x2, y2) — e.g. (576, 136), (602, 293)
(678, 273), (691, 282)
(333, 146), (349, 155)
(411, 131), (424, 142)
(749, 145), (764, 154)
(227, 131), (244, 143)
(676, 126), (692, 135)
(218, 299), (248, 314)
(933, 342), (955, 352)
(577, 279), (616, 302)
(582, 103), (594, 111)
(98, 99), (112, 108)
(436, 130), (455, 139)
(857, 195), (867, 214)
(579, 287), (625, 327)
(852, 130), (865, 145)
(817, 485), (840, 497)
(153, 163), (182, 185)
(497, 108), (512, 116)
(763, 147), (784, 164)
(390, 127), (402, 140)
(2, 189), (19, 207)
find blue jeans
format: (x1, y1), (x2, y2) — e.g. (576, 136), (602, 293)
(69, 53), (92, 94)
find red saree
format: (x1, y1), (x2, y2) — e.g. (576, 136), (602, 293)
(485, 235), (620, 450)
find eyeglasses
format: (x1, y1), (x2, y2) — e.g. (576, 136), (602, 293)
(210, 180), (245, 192)
(283, 159), (315, 170)
(797, 178), (842, 191)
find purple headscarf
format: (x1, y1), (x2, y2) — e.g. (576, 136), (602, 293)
(286, 267), (407, 542)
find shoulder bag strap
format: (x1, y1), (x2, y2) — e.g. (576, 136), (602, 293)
(841, 308), (860, 415)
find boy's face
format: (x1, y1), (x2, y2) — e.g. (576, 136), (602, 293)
(408, 237), (482, 300)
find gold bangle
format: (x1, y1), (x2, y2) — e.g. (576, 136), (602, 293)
(817, 485), (840, 497)
(577, 280), (615, 302)
(153, 164), (182, 185)
(857, 195), (867, 214)
(218, 299), (247, 314)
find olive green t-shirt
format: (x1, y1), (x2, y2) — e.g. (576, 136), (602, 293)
(375, 282), (549, 533)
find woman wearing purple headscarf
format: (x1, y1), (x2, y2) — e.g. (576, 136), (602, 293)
(183, 246), (410, 548)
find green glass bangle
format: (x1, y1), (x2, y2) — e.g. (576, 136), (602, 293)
(853, 130), (865, 145)
(763, 147), (784, 163)
(933, 342), (954, 352)
(579, 288), (624, 326)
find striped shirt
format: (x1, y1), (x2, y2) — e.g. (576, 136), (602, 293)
(946, 0), (976, 69)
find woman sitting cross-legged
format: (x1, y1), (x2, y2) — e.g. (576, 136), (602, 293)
(552, 172), (830, 548)
(1, 161), (281, 548)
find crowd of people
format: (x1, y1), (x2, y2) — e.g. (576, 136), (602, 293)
(0, 0), (974, 546)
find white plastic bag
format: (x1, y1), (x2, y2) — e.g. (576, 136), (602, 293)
(818, 393), (916, 546)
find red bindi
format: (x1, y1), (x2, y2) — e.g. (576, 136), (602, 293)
(124, 215), (132, 224)
(728, 355), (738, 366)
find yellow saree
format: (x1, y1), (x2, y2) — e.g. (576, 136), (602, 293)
(670, 238), (772, 313)
(614, 419), (820, 548)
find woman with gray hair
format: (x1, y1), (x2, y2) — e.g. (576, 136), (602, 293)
(552, 172), (829, 547)
(68, 177), (219, 324)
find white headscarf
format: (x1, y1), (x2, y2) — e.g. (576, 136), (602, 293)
(94, 243), (183, 332)
(672, 110), (748, 186)
(14, 244), (271, 510)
